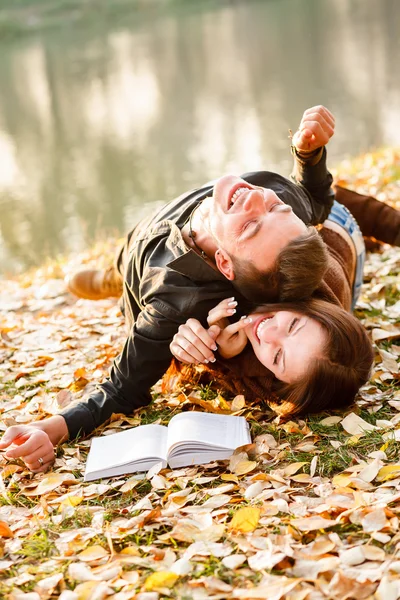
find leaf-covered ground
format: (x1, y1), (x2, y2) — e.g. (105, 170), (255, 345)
(0, 149), (400, 600)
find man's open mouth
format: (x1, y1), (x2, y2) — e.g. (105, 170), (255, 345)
(228, 185), (252, 210)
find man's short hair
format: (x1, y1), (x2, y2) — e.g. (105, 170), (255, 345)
(230, 227), (329, 303)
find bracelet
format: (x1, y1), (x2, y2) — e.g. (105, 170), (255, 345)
(291, 144), (320, 157)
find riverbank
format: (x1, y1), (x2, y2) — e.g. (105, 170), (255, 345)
(0, 148), (400, 598)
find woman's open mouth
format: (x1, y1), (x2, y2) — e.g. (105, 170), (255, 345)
(253, 315), (274, 342)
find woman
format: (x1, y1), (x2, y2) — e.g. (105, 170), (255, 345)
(169, 200), (375, 417)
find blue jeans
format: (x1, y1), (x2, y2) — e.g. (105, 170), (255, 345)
(326, 201), (365, 310)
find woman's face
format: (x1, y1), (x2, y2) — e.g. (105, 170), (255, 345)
(245, 310), (327, 384)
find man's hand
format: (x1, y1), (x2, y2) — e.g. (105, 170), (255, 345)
(292, 105), (335, 153)
(0, 416), (68, 473)
(0, 426), (55, 472)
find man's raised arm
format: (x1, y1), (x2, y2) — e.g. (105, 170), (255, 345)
(290, 105), (336, 224)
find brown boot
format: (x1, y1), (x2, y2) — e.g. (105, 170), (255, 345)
(66, 266), (123, 300)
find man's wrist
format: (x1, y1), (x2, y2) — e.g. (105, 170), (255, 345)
(33, 416), (69, 446)
(291, 145), (323, 166)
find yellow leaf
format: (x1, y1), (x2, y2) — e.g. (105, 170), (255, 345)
(1, 465), (22, 478)
(215, 394), (231, 410)
(221, 474), (239, 483)
(144, 571), (179, 591)
(332, 473), (353, 488)
(229, 507), (260, 533)
(284, 462), (307, 476)
(74, 367), (88, 379)
(376, 464), (400, 482)
(291, 473), (313, 483)
(58, 495), (83, 511)
(74, 581), (99, 600)
(233, 460), (257, 476)
(347, 435), (361, 446)
(77, 545), (109, 562)
(120, 546), (140, 556)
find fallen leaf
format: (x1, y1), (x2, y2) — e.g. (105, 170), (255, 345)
(341, 412), (377, 436)
(291, 516), (336, 531)
(229, 507), (260, 533)
(376, 464), (400, 482)
(222, 554), (247, 569)
(25, 473), (76, 496)
(144, 571), (179, 591)
(283, 462), (307, 476)
(231, 395), (246, 411)
(0, 521), (14, 538)
(361, 508), (388, 532)
(77, 545), (109, 562)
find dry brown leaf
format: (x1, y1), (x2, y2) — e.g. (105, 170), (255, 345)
(77, 545), (109, 562)
(361, 508), (388, 532)
(283, 462), (307, 476)
(229, 450), (257, 475)
(24, 473), (76, 496)
(291, 516), (336, 531)
(341, 413), (377, 436)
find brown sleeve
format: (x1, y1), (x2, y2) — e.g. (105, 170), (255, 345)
(334, 185), (400, 247)
(314, 228), (353, 311)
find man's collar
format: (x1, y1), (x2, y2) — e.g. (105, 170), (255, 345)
(168, 249), (227, 282)
(165, 216), (227, 282)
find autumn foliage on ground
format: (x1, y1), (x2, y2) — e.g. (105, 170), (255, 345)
(0, 149), (400, 600)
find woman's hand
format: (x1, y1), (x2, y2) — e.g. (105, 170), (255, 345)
(214, 317), (251, 359)
(0, 416), (68, 473)
(207, 298), (251, 359)
(292, 105), (335, 153)
(207, 297), (237, 329)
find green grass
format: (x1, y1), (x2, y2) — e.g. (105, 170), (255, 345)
(16, 528), (55, 561)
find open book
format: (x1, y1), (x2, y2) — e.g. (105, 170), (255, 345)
(84, 412), (251, 481)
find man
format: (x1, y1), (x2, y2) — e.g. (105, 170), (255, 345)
(0, 105), (336, 471)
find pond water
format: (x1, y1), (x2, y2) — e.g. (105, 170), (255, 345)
(0, 0), (399, 275)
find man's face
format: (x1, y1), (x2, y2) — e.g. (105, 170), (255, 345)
(206, 175), (307, 273)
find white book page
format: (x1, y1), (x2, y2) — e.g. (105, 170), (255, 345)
(166, 412), (251, 456)
(85, 424), (168, 478)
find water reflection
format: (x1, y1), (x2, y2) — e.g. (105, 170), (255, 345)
(0, 0), (399, 274)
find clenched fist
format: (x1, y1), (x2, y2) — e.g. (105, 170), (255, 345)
(292, 105), (335, 153)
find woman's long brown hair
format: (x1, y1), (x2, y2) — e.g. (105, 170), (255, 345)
(167, 299), (374, 418)
(248, 298), (374, 416)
